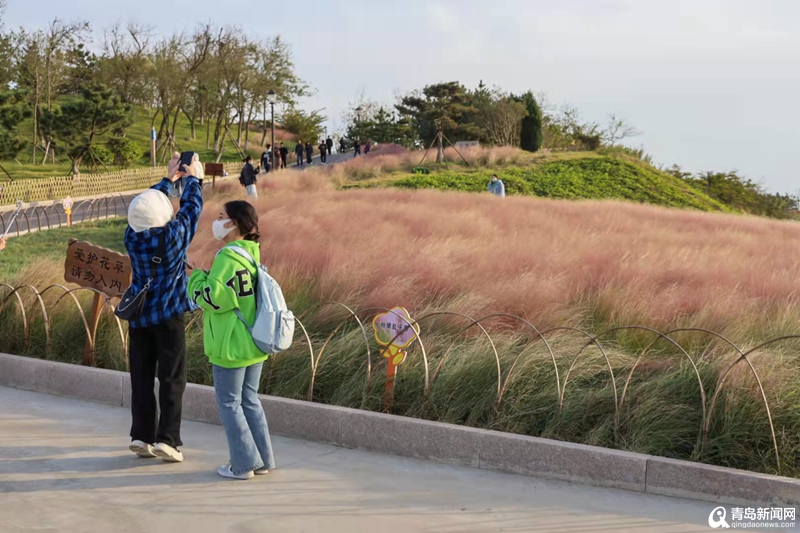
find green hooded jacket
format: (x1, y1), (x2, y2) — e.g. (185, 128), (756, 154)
(187, 239), (268, 369)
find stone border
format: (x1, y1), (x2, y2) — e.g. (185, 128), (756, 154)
(1, 353), (798, 505)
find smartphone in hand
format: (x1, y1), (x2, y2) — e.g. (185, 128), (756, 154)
(179, 152), (196, 174)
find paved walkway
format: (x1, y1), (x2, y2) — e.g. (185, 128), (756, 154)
(0, 387), (752, 532)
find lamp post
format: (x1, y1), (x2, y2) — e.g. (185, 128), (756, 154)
(267, 90), (277, 168)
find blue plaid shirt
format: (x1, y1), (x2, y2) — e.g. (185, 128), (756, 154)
(124, 177), (203, 329)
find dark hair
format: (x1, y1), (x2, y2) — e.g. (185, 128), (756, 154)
(224, 200), (260, 242)
(244, 155), (252, 163)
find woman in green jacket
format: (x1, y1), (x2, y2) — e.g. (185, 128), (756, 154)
(187, 200), (275, 480)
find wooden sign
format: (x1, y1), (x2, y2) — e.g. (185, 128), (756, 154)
(205, 163), (224, 176)
(204, 163), (224, 190)
(64, 239), (131, 299)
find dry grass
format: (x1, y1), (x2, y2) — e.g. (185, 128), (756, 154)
(190, 185), (800, 342)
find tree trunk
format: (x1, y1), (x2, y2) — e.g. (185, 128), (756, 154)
(436, 131), (444, 163)
(71, 156), (81, 176)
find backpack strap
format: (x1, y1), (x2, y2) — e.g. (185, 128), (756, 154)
(225, 245), (259, 268)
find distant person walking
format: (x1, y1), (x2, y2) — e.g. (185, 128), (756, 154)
(326, 136), (333, 156)
(339, 137), (347, 154)
(279, 143), (288, 169)
(295, 141), (304, 167)
(319, 140), (327, 164)
(305, 141), (313, 165)
(353, 139), (361, 158)
(364, 140), (371, 155)
(261, 146), (271, 173)
(488, 174), (506, 198)
(240, 156), (259, 199)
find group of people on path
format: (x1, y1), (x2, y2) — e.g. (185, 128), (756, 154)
(258, 137), (339, 172)
(121, 154), (277, 480)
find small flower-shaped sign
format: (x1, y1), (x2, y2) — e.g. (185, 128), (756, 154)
(372, 307), (420, 366)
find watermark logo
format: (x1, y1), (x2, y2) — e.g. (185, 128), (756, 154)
(708, 506), (796, 529)
(709, 507), (730, 529)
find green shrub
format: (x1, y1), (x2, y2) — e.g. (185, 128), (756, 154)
(107, 137), (144, 168)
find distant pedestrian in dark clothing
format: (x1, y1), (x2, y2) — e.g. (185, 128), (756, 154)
(339, 138), (346, 154)
(240, 156), (260, 199)
(353, 139), (362, 158)
(305, 142), (313, 165)
(326, 136), (333, 156)
(364, 140), (372, 155)
(261, 145), (271, 173)
(295, 141), (304, 167)
(319, 141), (327, 163)
(279, 143), (288, 169)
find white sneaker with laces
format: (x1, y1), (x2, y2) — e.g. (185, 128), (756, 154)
(129, 440), (156, 458)
(217, 464), (254, 480)
(153, 442), (184, 463)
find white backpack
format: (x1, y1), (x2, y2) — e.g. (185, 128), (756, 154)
(226, 246), (295, 354)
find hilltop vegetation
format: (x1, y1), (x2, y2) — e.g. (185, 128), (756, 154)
(392, 156), (729, 212)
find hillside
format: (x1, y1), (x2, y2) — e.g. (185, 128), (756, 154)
(6, 103), (297, 180)
(342, 149), (730, 212)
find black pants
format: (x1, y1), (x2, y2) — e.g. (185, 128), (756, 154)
(280, 155), (287, 168)
(128, 316), (186, 448)
(306, 153), (313, 164)
(297, 154), (303, 166)
(321, 152), (327, 163)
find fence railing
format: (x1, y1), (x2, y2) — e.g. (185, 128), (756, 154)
(0, 163), (241, 206)
(0, 284), (793, 476)
(0, 195), (130, 236)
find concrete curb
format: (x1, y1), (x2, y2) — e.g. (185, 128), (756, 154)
(1, 352), (798, 505)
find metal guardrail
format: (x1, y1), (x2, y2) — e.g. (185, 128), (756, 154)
(0, 291), (792, 474)
(0, 163), (241, 207)
(0, 195), (130, 236)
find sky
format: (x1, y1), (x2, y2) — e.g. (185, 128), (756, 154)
(5, 0), (800, 192)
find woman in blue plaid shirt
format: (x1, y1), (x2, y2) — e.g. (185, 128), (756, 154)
(124, 161), (203, 463)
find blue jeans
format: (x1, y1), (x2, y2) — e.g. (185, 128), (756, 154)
(213, 363), (276, 475)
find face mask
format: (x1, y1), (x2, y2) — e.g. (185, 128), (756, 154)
(212, 218), (236, 241)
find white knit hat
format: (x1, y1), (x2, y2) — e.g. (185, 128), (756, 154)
(128, 190), (175, 233)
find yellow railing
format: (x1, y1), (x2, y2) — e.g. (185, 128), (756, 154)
(0, 163), (241, 206)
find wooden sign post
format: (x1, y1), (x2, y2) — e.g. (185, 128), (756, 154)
(64, 239), (131, 366)
(205, 163), (224, 190)
(372, 307), (420, 412)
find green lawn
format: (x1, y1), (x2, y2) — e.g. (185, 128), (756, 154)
(0, 219), (127, 280)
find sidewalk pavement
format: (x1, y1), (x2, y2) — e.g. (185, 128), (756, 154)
(0, 386), (738, 533)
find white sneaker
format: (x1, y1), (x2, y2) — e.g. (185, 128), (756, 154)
(254, 467), (270, 475)
(129, 440), (156, 458)
(217, 464), (254, 480)
(153, 442), (184, 463)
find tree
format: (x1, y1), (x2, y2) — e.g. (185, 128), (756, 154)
(0, 89), (31, 159)
(40, 85), (132, 174)
(478, 97), (528, 146)
(602, 114), (641, 145)
(281, 107), (325, 144)
(397, 81), (483, 162)
(515, 91), (543, 152)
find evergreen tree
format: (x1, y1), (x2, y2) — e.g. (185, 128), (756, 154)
(515, 91), (543, 152)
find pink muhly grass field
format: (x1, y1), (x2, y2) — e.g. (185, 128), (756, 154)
(189, 185), (800, 339)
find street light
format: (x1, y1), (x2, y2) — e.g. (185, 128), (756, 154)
(267, 90), (277, 169)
